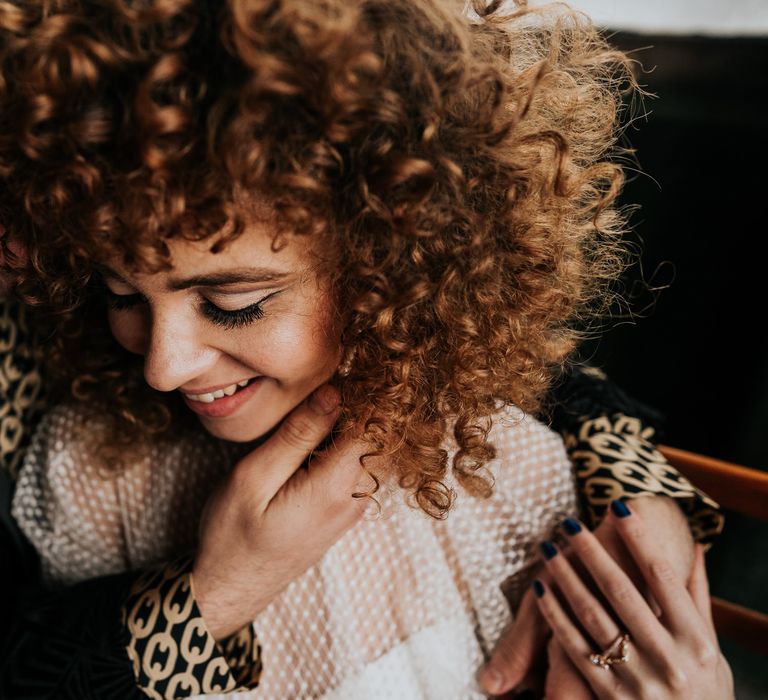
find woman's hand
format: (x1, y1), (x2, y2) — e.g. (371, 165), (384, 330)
(532, 502), (734, 700)
(478, 495), (695, 697)
(192, 383), (372, 640)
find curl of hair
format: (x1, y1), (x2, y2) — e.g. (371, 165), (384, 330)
(1, 0), (639, 516)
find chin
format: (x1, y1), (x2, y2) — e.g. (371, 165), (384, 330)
(197, 414), (280, 444)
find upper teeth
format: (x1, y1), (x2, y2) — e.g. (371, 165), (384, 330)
(186, 379), (250, 403)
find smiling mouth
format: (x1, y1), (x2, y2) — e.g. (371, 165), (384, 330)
(182, 378), (256, 403)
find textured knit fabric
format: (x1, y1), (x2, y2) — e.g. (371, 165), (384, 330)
(13, 401), (578, 699)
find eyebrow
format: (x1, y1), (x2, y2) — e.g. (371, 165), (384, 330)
(168, 268), (292, 290)
(96, 265), (292, 291)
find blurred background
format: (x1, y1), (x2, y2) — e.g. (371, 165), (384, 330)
(528, 0), (768, 696)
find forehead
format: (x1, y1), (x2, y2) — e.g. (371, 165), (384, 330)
(168, 226), (310, 272)
(108, 223), (320, 286)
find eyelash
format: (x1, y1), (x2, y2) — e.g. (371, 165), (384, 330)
(102, 288), (273, 329)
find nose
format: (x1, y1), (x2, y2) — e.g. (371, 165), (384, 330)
(142, 310), (219, 393)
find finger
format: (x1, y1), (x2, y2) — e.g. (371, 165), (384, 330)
(543, 637), (596, 700)
(539, 540), (623, 650)
(243, 384), (341, 497)
(559, 517), (678, 671)
(478, 586), (549, 695)
(687, 543), (717, 641)
(607, 500), (715, 644)
(532, 580), (615, 698)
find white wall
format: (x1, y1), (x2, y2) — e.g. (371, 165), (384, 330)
(529, 0), (768, 36)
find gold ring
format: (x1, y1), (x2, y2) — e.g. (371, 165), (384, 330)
(589, 633), (631, 670)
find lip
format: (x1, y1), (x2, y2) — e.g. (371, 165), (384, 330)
(180, 377), (258, 395)
(181, 376), (267, 419)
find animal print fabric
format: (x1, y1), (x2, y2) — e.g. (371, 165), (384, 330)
(122, 556), (262, 699)
(548, 365), (724, 546)
(0, 300), (45, 479)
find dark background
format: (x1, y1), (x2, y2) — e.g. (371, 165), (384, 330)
(584, 32), (768, 697)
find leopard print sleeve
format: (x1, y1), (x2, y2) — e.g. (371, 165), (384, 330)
(547, 364), (725, 547)
(0, 299), (46, 479)
(122, 555), (262, 699)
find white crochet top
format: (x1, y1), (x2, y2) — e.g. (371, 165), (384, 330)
(12, 402), (578, 699)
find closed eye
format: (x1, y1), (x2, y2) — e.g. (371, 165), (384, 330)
(101, 286), (279, 328)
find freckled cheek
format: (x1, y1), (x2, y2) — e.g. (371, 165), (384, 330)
(257, 314), (339, 377)
(107, 310), (148, 355)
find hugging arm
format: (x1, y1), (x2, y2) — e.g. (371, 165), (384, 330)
(549, 364), (723, 545)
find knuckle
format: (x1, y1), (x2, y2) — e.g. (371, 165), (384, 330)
(649, 558), (677, 584)
(642, 686), (668, 700)
(572, 600), (602, 633)
(694, 641), (718, 667)
(609, 682), (632, 700)
(605, 580), (634, 606)
(623, 522), (645, 541)
(279, 414), (320, 449)
(663, 665), (690, 692)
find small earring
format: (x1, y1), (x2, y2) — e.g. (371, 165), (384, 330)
(338, 346), (356, 377)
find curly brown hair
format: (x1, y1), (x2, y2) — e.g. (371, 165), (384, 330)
(0, 0), (638, 518)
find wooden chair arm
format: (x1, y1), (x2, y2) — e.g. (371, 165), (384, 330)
(657, 444), (768, 521)
(712, 597), (768, 657)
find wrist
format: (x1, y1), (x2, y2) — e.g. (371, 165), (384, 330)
(191, 567), (265, 641)
(191, 556), (295, 641)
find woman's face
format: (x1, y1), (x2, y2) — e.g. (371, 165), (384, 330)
(101, 225), (344, 442)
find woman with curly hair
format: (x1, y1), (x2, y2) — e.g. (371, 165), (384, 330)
(0, 0), (732, 697)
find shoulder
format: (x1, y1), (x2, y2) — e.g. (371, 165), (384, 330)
(17, 401), (115, 483)
(448, 403), (575, 508)
(10, 402), (131, 584)
(487, 403), (573, 479)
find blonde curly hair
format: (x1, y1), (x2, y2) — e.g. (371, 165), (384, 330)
(0, 0), (637, 517)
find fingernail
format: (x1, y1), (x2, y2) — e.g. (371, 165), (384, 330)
(478, 667), (504, 694)
(310, 385), (339, 414)
(532, 579), (545, 598)
(562, 517), (582, 536)
(610, 499), (631, 518)
(539, 540), (557, 560)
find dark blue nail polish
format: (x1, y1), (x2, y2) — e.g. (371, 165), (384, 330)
(610, 499), (632, 518)
(540, 540), (558, 560)
(532, 579), (545, 598)
(562, 517), (582, 535)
